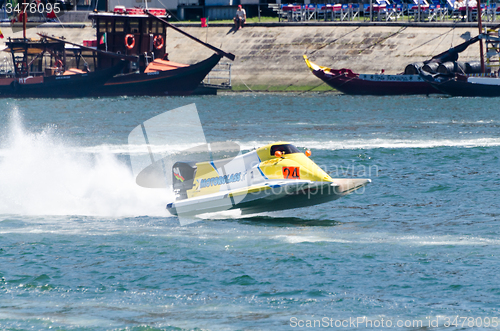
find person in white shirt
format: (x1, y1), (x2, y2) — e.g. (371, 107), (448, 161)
(454, 0), (464, 9)
(234, 5), (246, 30)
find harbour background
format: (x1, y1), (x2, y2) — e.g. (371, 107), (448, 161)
(0, 22), (483, 91)
(1, 94), (500, 330)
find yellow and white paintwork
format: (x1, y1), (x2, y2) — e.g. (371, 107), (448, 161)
(187, 141), (332, 199)
(167, 141), (371, 216)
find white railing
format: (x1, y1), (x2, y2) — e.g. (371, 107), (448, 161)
(203, 62), (231, 89)
(0, 57), (14, 76)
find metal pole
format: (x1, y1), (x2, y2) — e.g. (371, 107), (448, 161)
(370, 0), (373, 21)
(418, 0), (420, 21)
(477, 0), (485, 73)
(466, 0), (469, 21)
(23, 3), (26, 39)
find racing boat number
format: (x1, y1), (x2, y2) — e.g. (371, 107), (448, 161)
(282, 167), (300, 179)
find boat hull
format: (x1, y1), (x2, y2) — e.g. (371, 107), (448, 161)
(97, 54), (222, 97)
(312, 69), (441, 96)
(167, 179), (370, 217)
(428, 77), (500, 97)
(303, 55), (441, 96)
(0, 62), (126, 98)
(237, 179), (370, 215)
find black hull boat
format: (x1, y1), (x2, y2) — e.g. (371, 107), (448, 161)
(418, 5), (500, 97)
(304, 56), (438, 96)
(419, 33), (500, 97)
(82, 9), (234, 97)
(98, 54), (222, 97)
(420, 71), (500, 97)
(304, 33), (487, 96)
(0, 61), (125, 98)
(0, 8), (233, 99)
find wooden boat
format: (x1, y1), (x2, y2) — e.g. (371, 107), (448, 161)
(303, 55), (440, 96)
(420, 34), (500, 97)
(421, 73), (500, 97)
(98, 54), (222, 97)
(1, 7), (233, 98)
(0, 37), (126, 98)
(419, 2), (500, 97)
(82, 8), (233, 97)
(304, 32), (485, 96)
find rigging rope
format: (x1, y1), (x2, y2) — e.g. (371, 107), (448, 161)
(308, 26), (361, 56)
(237, 73), (255, 92)
(358, 26), (407, 55)
(431, 28), (454, 56)
(408, 27), (455, 53)
(298, 81), (330, 95)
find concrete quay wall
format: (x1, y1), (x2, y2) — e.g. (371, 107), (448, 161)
(0, 23), (482, 91)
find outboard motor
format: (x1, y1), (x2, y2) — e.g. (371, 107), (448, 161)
(172, 162), (197, 200)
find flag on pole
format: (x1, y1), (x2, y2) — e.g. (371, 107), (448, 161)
(0, 28), (4, 39)
(100, 33), (106, 44)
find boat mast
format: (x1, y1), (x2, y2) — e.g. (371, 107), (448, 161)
(22, 3), (27, 39)
(144, 10), (236, 61)
(477, 0), (485, 73)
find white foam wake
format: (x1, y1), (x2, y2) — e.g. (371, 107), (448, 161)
(237, 138), (500, 151)
(275, 233), (500, 246)
(0, 111), (171, 217)
(297, 138), (500, 150)
(39, 137), (500, 157)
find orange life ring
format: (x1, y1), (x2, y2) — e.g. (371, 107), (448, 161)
(55, 59), (63, 69)
(125, 34), (135, 49)
(153, 35), (164, 50)
(16, 61), (27, 74)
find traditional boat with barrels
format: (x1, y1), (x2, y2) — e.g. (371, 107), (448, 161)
(0, 12), (126, 98)
(1, 7), (233, 98)
(304, 55), (440, 96)
(419, 6), (500, 97)
(0, 38), (125, 98)
(303, 28), (494, 96)
(81, 7), (234, 96)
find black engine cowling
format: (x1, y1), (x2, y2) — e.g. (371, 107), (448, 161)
(172, 162), (197, 200)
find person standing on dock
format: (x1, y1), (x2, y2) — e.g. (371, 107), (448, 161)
(234, 5), (246, 30)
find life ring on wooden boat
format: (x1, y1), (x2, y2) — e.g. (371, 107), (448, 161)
(16, 61), (27, 74)
(55, 59), (63, 69)
(153, 35), (164, 50)
(125, 34), (135, 49)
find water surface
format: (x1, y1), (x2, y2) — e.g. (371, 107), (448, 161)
(1, 93), (499, 330)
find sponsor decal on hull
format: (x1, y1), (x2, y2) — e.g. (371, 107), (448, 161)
(199, 172), (245, 188)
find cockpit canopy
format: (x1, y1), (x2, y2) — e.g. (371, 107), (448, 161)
(270, 143), (300, 156)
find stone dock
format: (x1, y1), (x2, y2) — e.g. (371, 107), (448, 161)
(0, 21), (484, 91)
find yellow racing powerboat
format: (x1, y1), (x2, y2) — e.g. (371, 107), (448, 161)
(160, 142), (370, 216)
